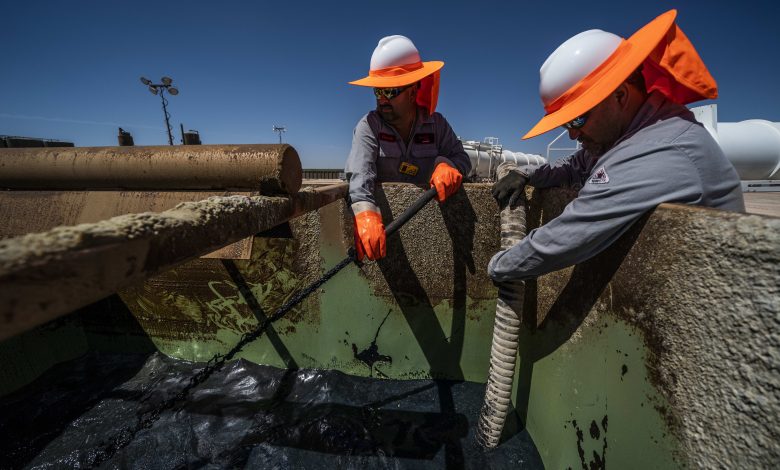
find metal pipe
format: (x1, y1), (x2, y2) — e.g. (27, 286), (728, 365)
(462, 140), (547, 180)
(0, 183), (347, 341)
(0, 144), (302, 194)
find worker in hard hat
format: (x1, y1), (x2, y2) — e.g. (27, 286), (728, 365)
(489, 10), (744, 282)
(345, 35), (471, 261)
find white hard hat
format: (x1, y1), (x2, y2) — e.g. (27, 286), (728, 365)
(523, 9), (719, 140)
(349, 35), (444, 88)
(539, 29), (622, 107)
(370, 35), (421, 71)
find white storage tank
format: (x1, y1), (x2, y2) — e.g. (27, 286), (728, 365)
(691, 105), (780, 184)
(461, 138), (546, 180)
(717, 120), (780, 181)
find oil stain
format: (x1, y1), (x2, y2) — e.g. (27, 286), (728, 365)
(352, 309), (393, 376)
(571, 415), (608, 470)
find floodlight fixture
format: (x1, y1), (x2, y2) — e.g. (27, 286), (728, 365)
(140, 74), (180, 145)
(273, 125), (287, 144)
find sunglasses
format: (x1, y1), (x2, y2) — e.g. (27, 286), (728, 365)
(562, 112), (590, 130)
(373, 85), (412, 100)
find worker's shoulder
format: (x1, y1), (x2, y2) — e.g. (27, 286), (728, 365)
(604, 121), (702, 174)
(616, 115), (713, 159)
(423, 111), (458, 133)
(354, 111), (384, 133)
(596, 111), (727, 191)
(632, 92), (705, 146)
(644, 113), (703, 143)
(428, 111), (452, 123)
(359, 110), (378, 124)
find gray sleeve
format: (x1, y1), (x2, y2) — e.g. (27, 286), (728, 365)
(488, 146), (702, 281)
(344, 116), (379, 206)
(433, 114), (472, 176)
(518, 149), (592, 189)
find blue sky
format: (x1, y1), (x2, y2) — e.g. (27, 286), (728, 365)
(2, 0), (778, 168)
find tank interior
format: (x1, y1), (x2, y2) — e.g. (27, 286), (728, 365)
(0, 144), (778, 468)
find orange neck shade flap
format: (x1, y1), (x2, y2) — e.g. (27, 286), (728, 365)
(416, 70), (440, 114)
(643, 23), (717, 104)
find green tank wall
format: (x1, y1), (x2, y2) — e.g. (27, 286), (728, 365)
(116, 184), (501, 381)
(505, 187), (779, 469)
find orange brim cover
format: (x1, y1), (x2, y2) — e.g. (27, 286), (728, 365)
(349, 60), (444, 88)
(522, 9), (716, 140)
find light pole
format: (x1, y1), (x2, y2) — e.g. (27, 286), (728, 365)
(273, 125), (286, 144)
(140, 76), (179, 145)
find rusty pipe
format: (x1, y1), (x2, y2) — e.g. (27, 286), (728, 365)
(0, 183), (347, 341)
(0, 144), (302, 194)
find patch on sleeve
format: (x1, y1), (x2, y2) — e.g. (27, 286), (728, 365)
(588, 166), (610, 184)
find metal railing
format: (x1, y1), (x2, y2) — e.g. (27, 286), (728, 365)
(303, 169), (345, 180)
(546, 129), (580, 161)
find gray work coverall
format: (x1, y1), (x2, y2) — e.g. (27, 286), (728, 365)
(345, 108), (471, 213)
(489, 91), (745, 282)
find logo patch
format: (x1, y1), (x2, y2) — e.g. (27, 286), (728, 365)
(588, 166), (610, 184)
(379, 132), (396, 142)
(398, 162), (419, 176)
(414, 133), (434, 144)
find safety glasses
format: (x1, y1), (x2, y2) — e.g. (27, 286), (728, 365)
(562, 112), (589, 130)
(373, 85), (412, 100)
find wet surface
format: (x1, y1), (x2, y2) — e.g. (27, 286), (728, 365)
(0, 352), (543, 469)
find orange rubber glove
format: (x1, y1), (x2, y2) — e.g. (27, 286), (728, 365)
(353, 210), (386, 261)
(430, 162), (463, 202)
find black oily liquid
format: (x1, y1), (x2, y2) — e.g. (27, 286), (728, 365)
(0, 352), (542, 469)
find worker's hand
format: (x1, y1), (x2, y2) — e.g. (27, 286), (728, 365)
(353, 210), (386, 261)
(491, 171), (528, 210)
(429, 162), (463, 202)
